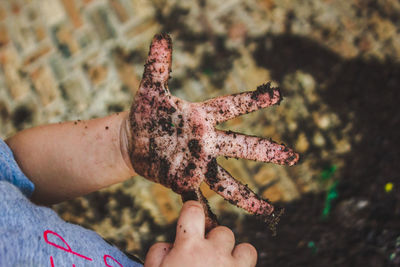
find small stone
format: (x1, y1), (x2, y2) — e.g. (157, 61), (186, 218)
(254, 166), (277, 186)
(228, 23), (247, 46)
(296, 71), (318, 103)
(287, 121), (298, 131)
(262, 184), (283, 202)
(295, 132), (309, 153)
(313, 112), (331, 129)
(335, 138), (351, 154)
(313, 131), (325, 147)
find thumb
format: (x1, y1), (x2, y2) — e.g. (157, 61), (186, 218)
(174, 201), (205, 245)
(144, 242), (172, 267)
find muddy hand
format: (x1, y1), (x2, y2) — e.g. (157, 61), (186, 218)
(127, 33), (299, 232)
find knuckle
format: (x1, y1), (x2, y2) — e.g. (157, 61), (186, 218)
(207, 226), (235, 244)
(215, 226), (234, 238)
(237, 243), (258, 257)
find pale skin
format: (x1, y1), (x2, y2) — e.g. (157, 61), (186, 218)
(6, 120), (257, 267)
(8, 34), (298, 225)
(5, 33), (299, 266)
(6, 111), (135, 204)
(127, 33), (298, 232)
(144, 201), (257, 267)
(6, 116), (257, 266)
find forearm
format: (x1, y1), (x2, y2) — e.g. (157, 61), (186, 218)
(5, 111), (135, 205)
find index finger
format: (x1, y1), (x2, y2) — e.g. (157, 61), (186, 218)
(174, 201), (205, 244)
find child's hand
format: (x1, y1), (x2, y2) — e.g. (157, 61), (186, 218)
(126, 33), (299, 231)
(144, 201), (257, 267)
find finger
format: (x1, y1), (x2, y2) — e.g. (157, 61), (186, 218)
(215, 130), (299, 166)
(232, 243), (258, 267)
(175, 200), (205, 245)
(142, 33), (172, 87)
(201, 82), (282, 125)
(181, 190), (219, 233)
(205, 162), (274, 216)
(206, 226), (235, 253)
(144, 242), (172, 267)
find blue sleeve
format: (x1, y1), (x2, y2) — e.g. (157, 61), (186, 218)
(0, 139), (143, 266)
(0, 139), (34, 197)
(0, 181), (143, 266)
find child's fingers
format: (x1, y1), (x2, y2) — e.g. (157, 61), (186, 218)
(144, 242), (172, 267)
(180, 189), (219, 233)
(201, 83), (282, 125)
(175, 201), (205, 244)
(232, 243), (258, 267)
(206, 226), (235, 253)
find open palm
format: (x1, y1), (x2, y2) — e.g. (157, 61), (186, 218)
(128, 34), (299, 231)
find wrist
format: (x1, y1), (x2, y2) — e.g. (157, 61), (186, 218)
(119, 111), (136, 176)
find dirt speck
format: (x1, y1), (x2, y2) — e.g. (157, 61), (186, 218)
(205, 158), (219, 184)
(188, 139), (201, 158)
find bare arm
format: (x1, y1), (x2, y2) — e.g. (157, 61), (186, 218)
(5, 34), (298, 234)
(5, 111), (135, 205)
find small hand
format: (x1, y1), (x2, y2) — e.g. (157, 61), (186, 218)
(127, 33), (299, 231)
(144, 201), (257, 267)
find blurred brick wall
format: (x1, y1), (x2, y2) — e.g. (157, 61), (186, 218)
(0, 0), (161, 135)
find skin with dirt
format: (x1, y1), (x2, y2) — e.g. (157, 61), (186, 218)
(127, 33), (299, 232)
